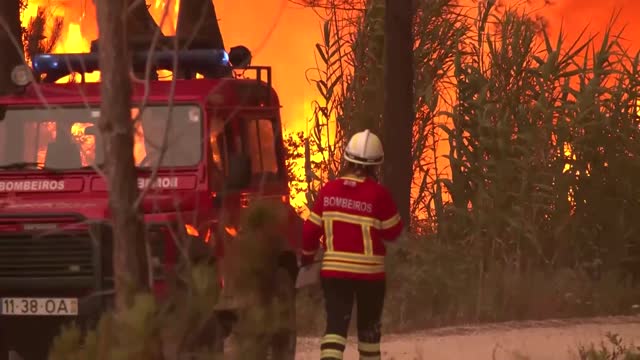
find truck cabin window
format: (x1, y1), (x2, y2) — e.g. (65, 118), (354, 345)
(0, 105), (202, 170)
(245, 118), (280, 178)
(208, 115), (228, 176)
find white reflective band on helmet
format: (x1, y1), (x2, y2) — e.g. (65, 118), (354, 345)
(344, 129), (384, 165)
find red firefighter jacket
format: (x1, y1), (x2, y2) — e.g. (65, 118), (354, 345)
(301, 175), (403, 280)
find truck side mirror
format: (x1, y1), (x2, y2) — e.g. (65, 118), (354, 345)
(83, 125), (98, 136)
(226, 153), (252, 189)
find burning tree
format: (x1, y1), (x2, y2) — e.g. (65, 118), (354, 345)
(294, 0), (640, 331)
(21, 6), (63, 62)
(176, 0), (224, 49)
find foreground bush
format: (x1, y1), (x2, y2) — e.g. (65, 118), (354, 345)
(296, 233), (640, 335)
(382, 236), (640, 332)
(48, 200), (296, 360)
(49, 263), (222, 360)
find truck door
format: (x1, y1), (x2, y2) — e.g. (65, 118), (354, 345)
(207, 113), (286, 195)
(205, 110), (241, 260)
(241, 115), (302, 254)
(241, 116), (287, 197)
(205, 112), (290, 244)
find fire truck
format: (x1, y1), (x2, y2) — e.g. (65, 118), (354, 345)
(0, 38), (301, 359)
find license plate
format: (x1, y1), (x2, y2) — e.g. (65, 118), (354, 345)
(0, 297), (78, 316)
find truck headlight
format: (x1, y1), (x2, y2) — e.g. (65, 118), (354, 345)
(11, 65), (33, 86)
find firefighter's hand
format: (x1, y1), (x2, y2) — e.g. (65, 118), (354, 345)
(300, 254), (315, 267)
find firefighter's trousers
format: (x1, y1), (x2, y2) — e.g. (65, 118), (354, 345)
(320, 277), (385, 360)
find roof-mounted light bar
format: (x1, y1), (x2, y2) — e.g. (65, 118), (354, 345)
(31, 48), (233, 83)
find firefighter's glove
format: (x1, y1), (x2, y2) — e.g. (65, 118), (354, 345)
(300, 254), (315, 267)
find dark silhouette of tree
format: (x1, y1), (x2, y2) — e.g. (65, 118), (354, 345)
(177, 0), (225, 49)
(90, 0), (165, 43)
(0, 0), (23, 95)
(127, 0), (164, 36)
(22, 6), (63, 62)
(96, 0), (150, 310)
(382, 0), (414, 226)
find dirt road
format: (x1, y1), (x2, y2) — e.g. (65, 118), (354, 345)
(295, 315), (640, 359)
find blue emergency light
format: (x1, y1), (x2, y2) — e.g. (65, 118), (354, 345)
(31, 48), (232, 83)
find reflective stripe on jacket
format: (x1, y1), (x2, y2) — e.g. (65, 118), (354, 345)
(301, 175), (403, 280)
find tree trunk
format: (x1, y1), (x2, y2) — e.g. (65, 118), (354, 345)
(176, 0), (225, 49)
(96, 0), (150, 310)
(382, 0), (413, 227)
(0, 0), (22, 95)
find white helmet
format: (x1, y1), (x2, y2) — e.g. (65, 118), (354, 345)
(344, 129), (384, 165)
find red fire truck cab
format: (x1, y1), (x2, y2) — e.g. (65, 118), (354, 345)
(0, 39), (301, 359)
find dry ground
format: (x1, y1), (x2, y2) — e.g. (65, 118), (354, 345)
(295, 315), (640, 359)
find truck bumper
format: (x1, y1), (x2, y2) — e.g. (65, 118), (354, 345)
(0, 223), (168, 360)
(0, 289), (113, 360)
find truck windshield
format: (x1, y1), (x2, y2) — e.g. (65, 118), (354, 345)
(0, 105), (202, 170)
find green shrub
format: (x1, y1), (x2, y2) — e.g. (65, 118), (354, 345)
(575, 333), (640, 360)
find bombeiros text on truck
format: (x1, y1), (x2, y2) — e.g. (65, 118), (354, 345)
(0, 37), (301, 359)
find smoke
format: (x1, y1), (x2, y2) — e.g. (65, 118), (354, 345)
(538, 0), (640, 48)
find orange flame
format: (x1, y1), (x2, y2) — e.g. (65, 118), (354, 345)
(20, 1), (318, 208)
(20, 0), (320, 133)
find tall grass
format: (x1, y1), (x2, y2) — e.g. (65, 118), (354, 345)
(294, 0), (640, 333)
(441, 4), (640, 278)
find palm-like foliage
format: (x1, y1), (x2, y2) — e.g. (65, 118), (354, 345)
(300, 0), (640, 327)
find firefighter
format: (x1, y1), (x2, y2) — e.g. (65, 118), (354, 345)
(300, 129), (404, 360)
